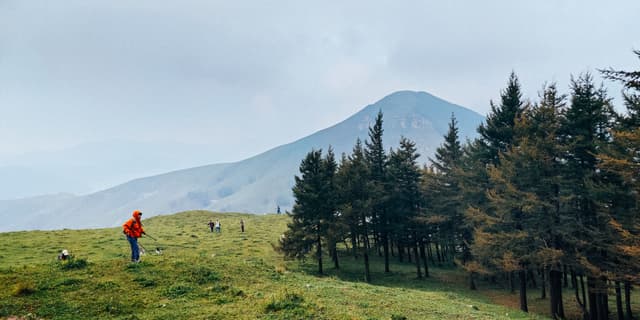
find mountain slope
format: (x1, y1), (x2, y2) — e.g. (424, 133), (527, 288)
(0, 91), (484, 231)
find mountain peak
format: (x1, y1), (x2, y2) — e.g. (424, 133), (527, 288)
(0, 91), (485, 231)
(364, 90), (468, 116)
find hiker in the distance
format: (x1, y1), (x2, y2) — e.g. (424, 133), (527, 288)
(215, 219), (221, 233)
(123, 210), (146, 263)
(208, 220), (215, 232)
(240, 219), (245, 233)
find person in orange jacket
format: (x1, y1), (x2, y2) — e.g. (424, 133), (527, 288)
(123, 210), (146, 263)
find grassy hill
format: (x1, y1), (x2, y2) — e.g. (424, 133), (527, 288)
(1, 211), (554, 319)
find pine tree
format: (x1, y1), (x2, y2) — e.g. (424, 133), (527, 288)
(323, 147), (340, 270)
(560, 73), (615, 320)
(388, 137), (423, 278)
(365, 111), (391, 272)
(599, 53), (640, 320)
(281, 148), (337, 275)
(336, 139), (374, 282)
(460, 73), (526, 290)
(601, 50), (640, 128)
(426, 113), (464, 271)
(431, 114), (463, 175)
(476, 85), (567, 314)
(477, 72), (524, 165)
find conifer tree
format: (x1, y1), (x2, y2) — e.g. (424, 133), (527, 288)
(388, 137), (423, 278)
(431, 114), (463, 175)
(336, 139), (374, 281)
(461, 73), (526, 290)
(323, 147), (340, 270)
(599, 53), (640, 320)
(560, 73), (615, 320)
(365, 111), (391, 272)
(281, 148), (337, 275)
(477, 72), (524, 165)
(426, 114), (464, 271)
(475, 85), (566, 314)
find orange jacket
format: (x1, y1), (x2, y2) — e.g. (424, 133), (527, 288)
(123, 210), (145, 238)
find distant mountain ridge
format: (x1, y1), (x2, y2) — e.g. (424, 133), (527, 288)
(0, 91), (485, 232)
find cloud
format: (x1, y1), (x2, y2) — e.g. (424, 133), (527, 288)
(0, 0), (638, 159)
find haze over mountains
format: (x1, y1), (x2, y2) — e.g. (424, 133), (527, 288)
(0, 91), (484, 232)
(0, 141), (224, 200)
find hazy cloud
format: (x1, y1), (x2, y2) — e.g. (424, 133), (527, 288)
(1, 0), (639, 160)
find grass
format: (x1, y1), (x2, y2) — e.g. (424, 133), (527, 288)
(0, 210), (631, 319)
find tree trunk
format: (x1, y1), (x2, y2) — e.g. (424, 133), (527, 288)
(350, 227), (358, 259)
(587, 277), (609, 320)
(316, 233), (323, 275)
(588, 276), (597, 320)
(550, 269), (564, 319)
(540, 268), (546, 300)
(510, 271), (516, 294)
(615, 281), (624, 320)
(624, 281), (632, 320)
(572, 270), (587, 318)
(598, 288), (609, 320)
(581, 275), (588, 320)
(427, 241), (435, 264)
(469, 272), (477, 290)
(398, 241), (404, 263)
(332, 244), (339, 269)
(361, 214), (371, 282)
(413, 232), (421, 279)
(419, 239), (429, 278)
(528, 269), (537, 289)
(563, 265), (569, 288)
(383, 232), (390, 272)
(436, 242), (442, 264)
(519, 268), (528, 312)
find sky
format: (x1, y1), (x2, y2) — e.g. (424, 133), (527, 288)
(1, 0), (639, 164)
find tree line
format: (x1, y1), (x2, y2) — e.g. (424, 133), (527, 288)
(278, 51), (640, 320)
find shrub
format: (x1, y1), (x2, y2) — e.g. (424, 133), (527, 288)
(133, 277), (156, 288)
(60, 257), (88, 270)
(391, 315), (407, 320)
(12, 281), (36, 296)
(163, 284), (194, 299)
(189, 267), (219, 284)
(264, 291), (304, 312)
(58, 278), (83, 286)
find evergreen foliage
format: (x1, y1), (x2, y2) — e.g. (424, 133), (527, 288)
(282, 54), (640, 320)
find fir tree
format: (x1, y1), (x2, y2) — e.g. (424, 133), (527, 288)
(365, 111), (391, 272)
(388, 137), (423, 278)
(336, 139), (373, 281)
(599, 53), (640, 320)
(560, 73), (614, 320)
(281, 148), (337, 275)
(477, 72), (525, 165)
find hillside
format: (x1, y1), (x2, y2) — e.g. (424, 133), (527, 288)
(0, 91), (485, 232)
(0, 211), (546, 319)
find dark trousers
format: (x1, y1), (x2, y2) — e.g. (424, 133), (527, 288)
(127, 235), (140, 262)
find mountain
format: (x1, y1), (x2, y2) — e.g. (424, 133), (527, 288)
(0, 91), (484, 232)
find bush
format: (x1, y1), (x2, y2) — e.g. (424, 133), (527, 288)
(189, 266), (219, 284)
(391, 315), (407, 320)
(264, 291), (304, 312)
(133, 277), (156, 288)
(12, 281), (36, 296)
(163, 284), (194, 299)
(60, 257), (88, 270)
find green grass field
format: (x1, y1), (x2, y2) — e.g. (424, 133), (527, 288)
(0, 210), (624, 319)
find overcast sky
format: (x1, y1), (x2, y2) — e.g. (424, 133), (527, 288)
(1, 1), (639, 163)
